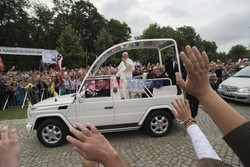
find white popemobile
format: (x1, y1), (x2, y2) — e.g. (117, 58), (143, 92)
(26, 39), (184, 147)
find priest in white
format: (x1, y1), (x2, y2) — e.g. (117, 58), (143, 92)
(116, 52), (135, 99)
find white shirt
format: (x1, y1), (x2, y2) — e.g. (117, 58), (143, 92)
(187, 124), (221, 160)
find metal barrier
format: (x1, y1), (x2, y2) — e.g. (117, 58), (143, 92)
(1, 87), (79, 110)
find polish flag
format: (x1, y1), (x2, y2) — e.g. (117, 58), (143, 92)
(56, 54), (63, 72)
(0, 56), (5, 71)
(10, 66), (15, 71)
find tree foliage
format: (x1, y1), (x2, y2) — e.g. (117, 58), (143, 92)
(0, 0), (248, 70)
(56, 25), (84, 69)
(94, 28), (113, 55)
(228, 45), (248, 61)
(30, 3), (56, 49)
(70, 0), (105, 53)
(107, 18), (131, 44)
(0, 0), (32, 47)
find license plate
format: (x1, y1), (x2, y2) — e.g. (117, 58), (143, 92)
(223, 92), (231, 95)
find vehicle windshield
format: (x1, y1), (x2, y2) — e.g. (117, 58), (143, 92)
(233, 66), (250, 77)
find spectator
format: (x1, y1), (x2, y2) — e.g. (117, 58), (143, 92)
(0, 78), (6, 109)
(171, 98), (232, 166)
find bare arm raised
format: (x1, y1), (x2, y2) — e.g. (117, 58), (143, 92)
(176, 45), (247, 136)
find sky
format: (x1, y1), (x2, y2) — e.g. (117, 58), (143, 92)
(43, 0), (250, 53)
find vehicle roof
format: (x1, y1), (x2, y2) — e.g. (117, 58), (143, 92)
(89, 39), (176, 76)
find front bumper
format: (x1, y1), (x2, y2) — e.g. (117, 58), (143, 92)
(217, 89), (250, 103)
(26, 122), (34, 133)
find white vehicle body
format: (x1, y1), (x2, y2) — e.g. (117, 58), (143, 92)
(218, 66), (250, 103)
(26, 39), (184, 147)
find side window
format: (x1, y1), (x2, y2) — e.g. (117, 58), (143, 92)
(85, 78), (111, 98)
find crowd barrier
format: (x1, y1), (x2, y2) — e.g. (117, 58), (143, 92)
(1, 87), (78, 110)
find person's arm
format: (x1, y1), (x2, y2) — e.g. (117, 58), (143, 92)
(176, 45), (249, 166)
(175, 45), (247, 136)
(171, 99), (221, 161)
(124, 59), (134, 70)
(187, 124), (221, 160)
(67, 123), (128, 167)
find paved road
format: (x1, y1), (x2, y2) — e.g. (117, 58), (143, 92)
(0, 100), (249, 167)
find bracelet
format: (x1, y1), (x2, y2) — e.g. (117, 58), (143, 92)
(184, 118), (197, 129)
(183, 118), (196, 137)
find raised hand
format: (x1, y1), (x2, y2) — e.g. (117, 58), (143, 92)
(0, 125), (20, 167)
(67, 123), (128, 167)
(176, 45), (212, 99)
(171, 98), (192, 122)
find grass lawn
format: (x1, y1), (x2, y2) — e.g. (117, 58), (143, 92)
(0, 107), (27, 120)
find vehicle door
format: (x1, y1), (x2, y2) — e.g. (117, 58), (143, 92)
(75, 78), (114, 126)
(112, 78), (149, 125)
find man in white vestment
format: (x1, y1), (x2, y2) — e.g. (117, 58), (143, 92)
(116, 52), (135, 99)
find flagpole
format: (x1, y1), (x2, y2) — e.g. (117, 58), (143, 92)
(86, 48), (88, 67)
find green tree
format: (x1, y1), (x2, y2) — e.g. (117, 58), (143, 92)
(200, 40), (218, 61)
(176, 26), (202, 50)
(0, 0), (32, 47)
(56, 25), (84, 69)
(216, 52), (228, 62)
(30, 3), (56, 49)
(53, 0), (73, 42)
(140, 23), (162, 39)
(94, 28), (114, 65)
(70, 0), (106, 53)
(107, 18), (131, 44)
(228, 45), (248, 61)
(94, 28), (113, 55)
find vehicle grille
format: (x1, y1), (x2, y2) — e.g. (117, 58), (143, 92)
(221, 85), (238, 92)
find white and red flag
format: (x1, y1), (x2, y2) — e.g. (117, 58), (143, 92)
(10, 66), (15, 71)
(0, 56), (5, 71)
(55, 54), (63, 72)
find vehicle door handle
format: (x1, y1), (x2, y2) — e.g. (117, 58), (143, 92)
(104, 106), (113, 109)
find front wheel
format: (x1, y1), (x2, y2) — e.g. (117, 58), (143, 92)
(37, 118), (69, 147)
(144, 110), (173, 137)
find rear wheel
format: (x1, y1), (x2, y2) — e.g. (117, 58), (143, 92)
(144, 110), (173, 137)
(37, 118), (69, 147)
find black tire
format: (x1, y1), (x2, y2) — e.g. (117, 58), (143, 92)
(144, 110), (173, 137)
(37, 118), (69, 147)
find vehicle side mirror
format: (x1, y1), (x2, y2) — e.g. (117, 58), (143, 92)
(77, 90), (86, 98)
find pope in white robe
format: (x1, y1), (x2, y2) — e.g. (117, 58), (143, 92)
(116, 52), (135, 99)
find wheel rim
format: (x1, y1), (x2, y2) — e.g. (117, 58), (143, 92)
(150, 115), (169, 134)
(41, 125), (62, 144)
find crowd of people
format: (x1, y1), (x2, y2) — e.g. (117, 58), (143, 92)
(0, 52), (249, 110)
(0, 45), (249, 167)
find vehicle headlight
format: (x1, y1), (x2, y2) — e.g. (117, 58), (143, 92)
(237, 87), (250, 93)
(218, 84), (222, 89)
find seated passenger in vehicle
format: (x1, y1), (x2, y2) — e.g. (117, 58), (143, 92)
(85, 79), (111, 98)
(154, 66), (170, 88)
(85, 88), (110, 98)
(142, 65), (170, 97)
